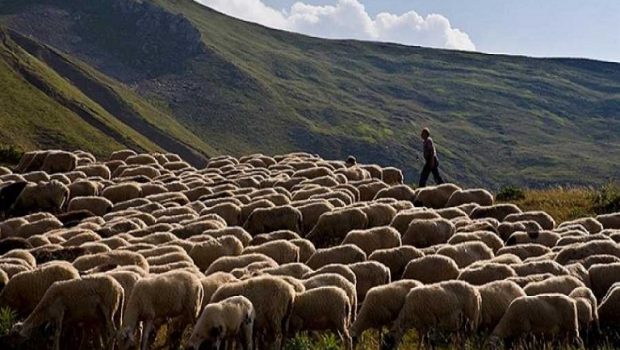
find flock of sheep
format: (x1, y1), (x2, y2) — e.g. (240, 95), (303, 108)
(0, 149), (618, 350)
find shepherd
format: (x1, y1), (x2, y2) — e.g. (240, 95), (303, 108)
(418, 128), (444, 187)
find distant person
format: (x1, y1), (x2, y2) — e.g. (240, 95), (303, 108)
(345, 155), (357, 167)
(418, 128), (444, 187)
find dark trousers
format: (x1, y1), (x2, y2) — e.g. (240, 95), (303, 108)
(419, 158), (444, 187)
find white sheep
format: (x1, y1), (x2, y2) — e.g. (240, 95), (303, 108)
(14, 275), (123, 350)
(118, 270), (204, 350)
(348, 261), (391, 302)
(436, 241), (495, 268)
(477, 280), (526, 331)
(383, 280), (481, 349)
(242, 239), (300, 264)
(341, 226), (401, 256)
(187, 295), (255, 350)
(523, 275), (585, 296)
(401, 255), (460, 284)
(402, 218), (455, 248)
(487, 294), (581, 348)
(306, 245), (367, 269)
(445, 188), (494, 207)
(368, 246), (424, 279)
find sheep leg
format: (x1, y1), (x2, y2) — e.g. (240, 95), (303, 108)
(141, 320), (154, 350)
(52, 314), (64, 350)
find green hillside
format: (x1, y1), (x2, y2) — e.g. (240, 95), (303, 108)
(1, 0), (619, 187)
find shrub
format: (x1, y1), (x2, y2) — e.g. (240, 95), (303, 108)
(593, 181), (620, 215)
(496, 185), (526, 201)
(0, 145), (23, 166)
(0, 307), (16, 336)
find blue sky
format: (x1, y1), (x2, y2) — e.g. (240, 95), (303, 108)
(198, 0), (620, 62)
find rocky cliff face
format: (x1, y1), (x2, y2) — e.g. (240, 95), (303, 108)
(3, 0), (205, 81)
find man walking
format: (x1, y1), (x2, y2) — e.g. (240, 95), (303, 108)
(418, 128), (444, 187)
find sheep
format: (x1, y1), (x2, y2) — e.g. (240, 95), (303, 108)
(249, 230), (301, 246)
(350, 280), (422, 345)
(458, 263), (517, 286)
(358, 203), (397, 228)
(588, 263), (620, 300)
(569, 287), (599, 334)
(68, 196), (113, 217)
(243, 239), (300, 264)
(506, 230), (560, 248)
(349, 261), (391, 302)
(436, 241), (494, 268)
(243, 205), (302, 235)
(598, 284), (620, 327)
(288, 286), (352, 350)
(101, 182), (142, 204)
(72, 250), (149, 273)
(383, 281), (481, 350)
(206, 253), (277, 275)
(414, 183), (461, 209)
(302, 273), (357, 320)
(306, 245), (367, 269)
(204, 227), (252, 247)
(0, 217), (28, 238)
(523, 275), (586, 296)
(146, 251), (193, 268)
(487, 294), (581, 347)
(30, 246), (87, 264)
(306, 207), (369, 248)
(39, 151), (78, 174)
(368, 246), (424, 279)
(109, 149), (137, 161)
(401, 255), (460, 284)
(497, 244), (551, 261)
(0, 262), (80, 317)
(12, 181), (69, 215)
(470, 204), (522, 221)
(402, 218), (455, 248)
(511, 260), (569, 277)
(477, 280), (526, 331)
(189, 235), (244, 271)
(578, 254), (620, 269)
(357, 182), (389, 202)
(303, 264), (357, 285)
(381, 167), (404, 185)
(341, 226), (401, 256)
(76, 164), (111, 180)
(240, 199), (275, 224)
(559, 217), (604, 234)
(2, 249), (36, 268)
(118, 270), (203, 350)
(198, 272), (238, 310)
(374, 185), (417, 202)
(210, 275), (296, 350)
(202, 202), (242, 226)
(597, 213), (620, 230)
(555, 241), (620, 265)
(261, 263), (313, 279)
(187, 295), (255, 350)
(504, 211), (556, 230)
(15, 218), (63, 238)
(15, 275), (123, 350)
(449, 230), (504, 253)
(445, 188), (494, 207)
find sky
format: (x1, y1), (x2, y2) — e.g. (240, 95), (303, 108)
(195, 0), (620, 63)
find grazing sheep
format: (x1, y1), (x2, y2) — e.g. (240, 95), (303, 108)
(383, 281), (481, 350)
(204, 227), (252, 247)
(15, 275), (123, 350)
(349, 261), (391, 302)
(598, 284), (620, 327)
(72, 250), (149, 273)
(414, 183), (461, 209)
(306, 207), (369, 248)
(350, 280), (422, 345)
(555, 240), (620, 265)
(497, 244), (551, 261)
(588, 263), (620, 300)
(389, 209), (439, 235)
(597, 213), (620, 230)
(357, 182), (390, 202)
(118, 270), (204, 350)
(569, 287), (599, 333)
(487, 294), (581, 347)
(302, 273), (357, 321)
(374, 185), (417, 202)
(470, 204), (522, 222)
(445, 188), (494, 207)
(358, 203), (397, 228)
(190, 236), (244, 271)
(511, 260), (569, 277)
(448, 231), (504, 253)
(559, 217), (603, 234)
(368, 246), (424, 279)
(523, 275), (585, 296)
(289, 287), (352, 350)
(498, 221), (543, 241)
(12, 181), (69, 215)
(289, 238), (316, 262)
(303, 264), (357, 285)
(211, 276), (296, 350)
(187, 296), (255, 350)
(243, 205), (302, 235)
(402, 218), (455, 248)
(102, 182), (142, 204)
(206, 254), (277, 275)
(401, 255), (460, 284)
(341, 226), (401, 256)
(261, 263), (313, 279)
(458, 263), (517, 286)
(477, 280), (526, 331)
(306, 245), (367, 269)
(381, 167), (404, 185)
(68, 196), (113, 217)
(243, 239), (300, 264)
(436, 241), (494, 268)
(0, 262), (79, 317)
(250, 230), (301, 246)
(504, 211), (556, 230)
(506, 230), (560, 248)
(39, 151), (78, 174)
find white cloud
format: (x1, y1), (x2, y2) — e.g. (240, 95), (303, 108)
(195, 0), (476, 51)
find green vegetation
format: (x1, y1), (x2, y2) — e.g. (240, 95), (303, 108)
(0, 0), (619, 187)
(0, 307), (16, 337)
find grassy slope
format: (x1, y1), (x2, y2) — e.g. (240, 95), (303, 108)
(0, 30), (158, 156)
(155, 0), (620, 188)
